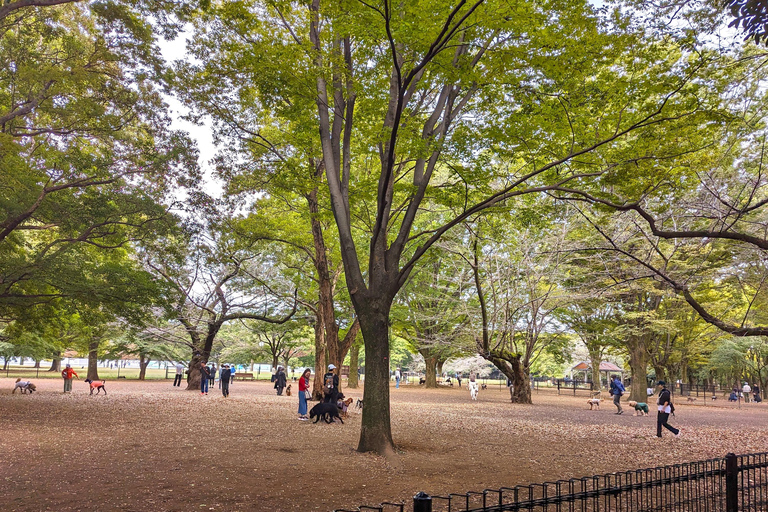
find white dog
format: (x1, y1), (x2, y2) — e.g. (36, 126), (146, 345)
(468, 380), (479, 400)
(12, 378), (36, 394)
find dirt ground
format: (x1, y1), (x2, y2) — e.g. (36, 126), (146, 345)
(1, 378), (767, 512)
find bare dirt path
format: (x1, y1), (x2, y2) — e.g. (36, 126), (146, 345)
(1, 378), (766, 511)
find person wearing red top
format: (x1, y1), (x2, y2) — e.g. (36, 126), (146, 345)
(61, 364), (79, 393)
(298, 368), (311, 420)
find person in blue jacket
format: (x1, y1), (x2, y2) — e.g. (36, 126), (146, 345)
(609, 375), (625, 415)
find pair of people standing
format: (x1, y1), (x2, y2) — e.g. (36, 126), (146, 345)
(274, 366), (287, 395)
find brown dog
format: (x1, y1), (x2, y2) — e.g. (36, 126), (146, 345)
(13, 378), (36, 394)
(587, 398), (601, 410)
(286, 384), (292, 397)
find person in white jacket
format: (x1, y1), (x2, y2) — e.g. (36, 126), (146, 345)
(743, 382), (752, 403)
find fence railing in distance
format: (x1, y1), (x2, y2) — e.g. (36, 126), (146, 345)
(334, 452), (768, 512)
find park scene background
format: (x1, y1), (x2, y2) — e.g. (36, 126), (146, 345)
(3, 0), (768, 510)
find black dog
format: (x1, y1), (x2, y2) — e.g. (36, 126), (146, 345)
(309, 402), (344, 424)
(355, 398), (364, 409)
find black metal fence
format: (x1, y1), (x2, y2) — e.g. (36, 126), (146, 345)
(334, 452), (768, 512)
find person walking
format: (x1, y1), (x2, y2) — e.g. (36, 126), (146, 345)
(220, 364), (231, 397)
(323, 364), (339, 403)
(208, 364), (216, 390)
(456, 372), (462, 388)
(298, 368), (311, 420)
(395, 368), (401, 388)
(610, 375), (625, 415)
(656, 380), (680, 438)
(230, 365), (236, 384)
(61, 364), (78, 393)
(199, 362), (210, 395)
(173, 362), (184, 387)
(274, 366), (287, 395)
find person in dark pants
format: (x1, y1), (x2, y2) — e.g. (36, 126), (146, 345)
(610, 375), (625, 415)
(274, 366), (287, 395)
(323, 364), (339, 403)
(220, 364), (231, 397)
(173, 362), (184, 387)
(656, 380), (680, 438)
(199, 362), (210, 395)
(208, 364), (216, 389)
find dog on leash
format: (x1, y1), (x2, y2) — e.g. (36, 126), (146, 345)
(286, 384), (292, 397)
(84, 378), (107, 395)
(12, 378), (36, 394)
(468, 381), (479, 400)
(309, 402), (344, 424)
(627, 401), (649, 416)
(587, 398), (601, 410)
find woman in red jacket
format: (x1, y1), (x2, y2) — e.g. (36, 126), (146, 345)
(298, 368), (311, 420)
(61, 364), (78, 393)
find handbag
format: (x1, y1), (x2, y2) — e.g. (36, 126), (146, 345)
(304, 390), (312, 400)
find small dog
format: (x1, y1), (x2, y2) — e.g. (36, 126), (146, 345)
(12, 378), (36, 394)
(587, 398), (601, 410)
(480, 383), (487, 390)
(309, 402), (344, 424)
(84, 378), (106, 395)
(686, 396), (697, 402)
(338, 397), (353, 417)
(419, 377), (426, 385)
(355, 398), (364, 409)
(286, 384), (292, 397)
(627, 401), (649, 416)
(468, 381), (479, 400)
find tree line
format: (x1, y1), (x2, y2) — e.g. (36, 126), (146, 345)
(3, 0), (768, 456)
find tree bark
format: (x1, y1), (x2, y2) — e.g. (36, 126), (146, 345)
(138, 355), (150, 380)
(356, 298), (394, 455)
(423, 354), (438, 388)
(627, 340), (649, 402)
(510, 355), (532, 404)
(587, 346), (602, 391)
(312, 310), (326, 400)
(86, 340), (100, 381)
(48, 354), (61, 372)
(347, 341), (360, 388)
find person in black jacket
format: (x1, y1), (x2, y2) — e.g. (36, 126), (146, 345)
(322, 364), (340, 403)
(220, 364), (231, 397)
(199, 362), (210, 395)
(274, 366), (287, 395)
(656, 380), (680, 438)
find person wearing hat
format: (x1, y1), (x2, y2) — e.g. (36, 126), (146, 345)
(323, 364), (339, 403)
(220, 364), (231, 397)
(656, 380), (680, 438)
(61, 364), (78, 393)
(274, 366), (287, 395)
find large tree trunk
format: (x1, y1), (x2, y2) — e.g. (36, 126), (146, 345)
(627, 340), (649, 402)
(437, 359), (444, 378)
(587, 346), (602, 392)
(347, 341), (361, 388)
(312, 311), (326, 400)
(185, 325), (220, 391)
(422, 354), (438, 388)
(356, 298), (394, 455)
(86, 340), (100, 381)
(510, 356), (532, 404)
(138, 356), (150, 380)
(48, 353), (61, 372)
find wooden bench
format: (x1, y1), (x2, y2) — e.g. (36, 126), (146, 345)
(234, 372), (255, 381)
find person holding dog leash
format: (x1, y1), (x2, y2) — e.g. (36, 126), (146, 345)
(61, 364), (78, 393)
(609, 375), (624, 415)
(656, 380), (680, 438)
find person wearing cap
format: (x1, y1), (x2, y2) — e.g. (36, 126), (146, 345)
(274, 366), (287, 395)
(220, 364), (231, 397)
(61, 364), (78, 393)
(323, 364), (339, 403)
(609, 375), (625, 415)
(656, 380), (680, 438)
(742, 382), (752, 403)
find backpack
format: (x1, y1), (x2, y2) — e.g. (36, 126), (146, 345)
(323, 372), (335, 395)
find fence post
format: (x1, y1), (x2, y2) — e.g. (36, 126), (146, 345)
(413, 492), (432, 512)
(725, 452), (738, 512)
